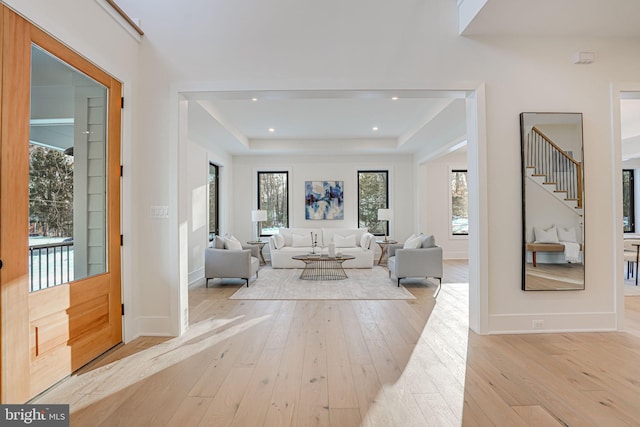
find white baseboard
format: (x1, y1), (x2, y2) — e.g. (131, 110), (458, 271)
(488, 311), (617, 334)
(135, 316), (176, 337)
(189, 267), (204, 288)
(444, 251), (468, 260)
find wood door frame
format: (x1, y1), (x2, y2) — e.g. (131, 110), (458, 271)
(0, 6), (32, 403)
(0, 4), (122, 403)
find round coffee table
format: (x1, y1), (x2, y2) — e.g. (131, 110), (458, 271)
(291, 254), (356, 280)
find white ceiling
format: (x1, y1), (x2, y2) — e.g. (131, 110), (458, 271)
(184, 90), (469, 156)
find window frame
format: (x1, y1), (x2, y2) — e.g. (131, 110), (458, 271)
(208, 162), (219, 241)
(623, 168), (635, 233)
(357, 170), (390, 237)
(450, 168), (469, 237)
(257, 170), (289, 236)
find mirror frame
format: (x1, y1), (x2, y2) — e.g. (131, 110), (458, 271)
(520, 112), (585, 291)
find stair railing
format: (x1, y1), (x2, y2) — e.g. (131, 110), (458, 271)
(526, 127), (582, 208)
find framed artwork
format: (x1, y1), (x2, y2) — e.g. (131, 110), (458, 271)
(305, 181), (344, 220)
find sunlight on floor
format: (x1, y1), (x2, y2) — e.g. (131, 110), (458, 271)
(362, 282), (469, 425)
(34, 314), (273, 411)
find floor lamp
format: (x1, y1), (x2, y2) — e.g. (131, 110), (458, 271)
(377, 208), (393, 242)
(251, 209), (267, 241)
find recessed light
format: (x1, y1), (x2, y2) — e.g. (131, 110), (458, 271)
(391, 97), (398, 101)
(372, 126), (379, 131)
(268, 128), (275, 132)
(252, 98), (258, 102)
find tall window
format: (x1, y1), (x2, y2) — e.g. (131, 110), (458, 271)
(623, 169), (635, 233)
(358, 170), (389, 235)
(209, 163), (219, 240)
(451, 169), (469, 235)
(258, 171), (289, 235)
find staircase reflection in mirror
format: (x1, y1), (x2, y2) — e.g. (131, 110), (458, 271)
(520, 112), (585, 290)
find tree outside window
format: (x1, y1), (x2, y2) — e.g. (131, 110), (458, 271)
(29, 145), (74, 238)
(451, 169), (468, 235)
(358, 171), (389, 235)
(258, 171), (288, 235)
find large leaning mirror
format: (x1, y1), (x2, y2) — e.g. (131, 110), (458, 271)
(521, 112), (585, 290)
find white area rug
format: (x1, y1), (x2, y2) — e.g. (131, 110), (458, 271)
(230, 266), (416, 300)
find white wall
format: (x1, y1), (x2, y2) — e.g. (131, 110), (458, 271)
(14, 0), (640, 336)
(187, 143), (208, 285)
(425, 149), (469, 259)
(185, 138), (234, 286)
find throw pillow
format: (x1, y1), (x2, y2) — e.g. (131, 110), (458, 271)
(214, 235), (226, 249)
(557, 226), (577, 243)
(335, 234), (356, 248)
(292, 233), (313, 247)
(421, 234), (436, 248)
(359, 233), (372, 250)
(533, 226), (559, 244)
(273, 234), (285, 249)
(224, 235), (243, 250)
(403, 234), (423, 249)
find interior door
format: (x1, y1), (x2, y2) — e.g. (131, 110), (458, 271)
(0, 6), (122, 402)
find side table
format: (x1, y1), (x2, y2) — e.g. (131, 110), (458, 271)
(376, 239), (398, 265)
(246, 240), (267, 265)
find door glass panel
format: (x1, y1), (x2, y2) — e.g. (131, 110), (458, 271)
(29, 44), (108, 292)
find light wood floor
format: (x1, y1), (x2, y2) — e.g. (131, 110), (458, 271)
(33, 260), (640, 426)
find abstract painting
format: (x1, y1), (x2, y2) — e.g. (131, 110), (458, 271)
(305, 181), (344, 220)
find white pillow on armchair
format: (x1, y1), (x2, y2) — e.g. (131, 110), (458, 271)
(403, 234), (423, 249)
(224, 235), (243, 250)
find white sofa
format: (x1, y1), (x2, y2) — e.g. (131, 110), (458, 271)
(268, 227), (375, 268)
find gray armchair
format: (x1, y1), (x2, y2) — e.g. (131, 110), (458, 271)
(387, 237), (443, 297)
(204, 248), (259, 287)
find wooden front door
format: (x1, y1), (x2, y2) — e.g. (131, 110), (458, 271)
(0, 6), (122, 402)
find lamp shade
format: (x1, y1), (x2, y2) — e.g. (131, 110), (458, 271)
(251, 210), (267, 222)
(377, 208), (393, 221)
